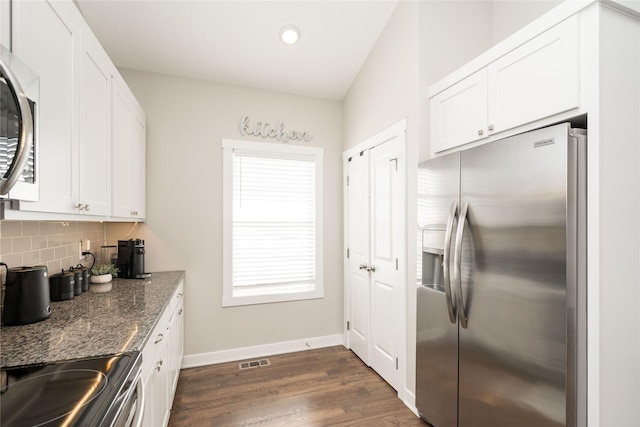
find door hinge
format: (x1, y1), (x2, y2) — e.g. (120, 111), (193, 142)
(346, 175), (349, 186)
(347, 248), (350, 258)
(396, 258), (398, 270)
(396, 357), (399, 370)
(390, 157), (398, 171)
(347, 321), (350, 331)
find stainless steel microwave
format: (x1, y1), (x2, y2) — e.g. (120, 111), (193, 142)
(0, 43), (39, 202)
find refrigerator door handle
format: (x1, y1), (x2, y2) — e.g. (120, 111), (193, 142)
(443, 201), (458, 324)
(454, 201), (469, 329)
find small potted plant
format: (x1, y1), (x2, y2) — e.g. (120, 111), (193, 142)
(90, 264), (119, 292)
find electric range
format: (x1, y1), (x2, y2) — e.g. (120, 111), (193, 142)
(0, 351), (143, 426)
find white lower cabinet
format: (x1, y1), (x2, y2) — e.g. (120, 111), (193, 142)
(142, 281), (184, 427)
(168, 296), (184, 400)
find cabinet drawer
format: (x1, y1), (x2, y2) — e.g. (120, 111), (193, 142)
(141, 307), (170, 381)
(169, 281), (184, 315)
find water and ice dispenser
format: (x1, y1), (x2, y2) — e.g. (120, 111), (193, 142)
(421, 227), (445, 290)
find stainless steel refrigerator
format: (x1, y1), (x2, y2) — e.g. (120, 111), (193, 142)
(416, 122), (587, 427)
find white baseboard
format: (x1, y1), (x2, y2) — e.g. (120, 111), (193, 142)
(402, 388), (420, 418)
(181, 334), (345, 369)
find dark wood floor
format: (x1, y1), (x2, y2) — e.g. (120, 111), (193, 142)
(168, 345), (427, 426)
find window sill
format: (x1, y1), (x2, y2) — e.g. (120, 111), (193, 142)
(222, 289), (324, 307)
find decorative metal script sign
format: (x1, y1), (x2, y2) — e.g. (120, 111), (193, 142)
(239, 115), (313, 142)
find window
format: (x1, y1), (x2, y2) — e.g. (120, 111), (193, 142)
(222, 139), (324, 306)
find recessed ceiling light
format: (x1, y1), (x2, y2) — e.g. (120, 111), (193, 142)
(279, 25), (301, 45)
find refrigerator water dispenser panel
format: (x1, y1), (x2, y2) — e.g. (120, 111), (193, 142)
(422, 227), (445, 290)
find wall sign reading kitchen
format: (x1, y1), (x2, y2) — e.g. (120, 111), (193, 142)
(239, 115), (313, 142)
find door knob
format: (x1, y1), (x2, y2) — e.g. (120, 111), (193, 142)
(367, 265), (376, 273)
(359, 263), (369, 270)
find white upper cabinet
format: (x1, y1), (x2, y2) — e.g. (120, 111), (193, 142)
(430, 69), (488, 153)
(8, 0), (145, 221)
(132, 108), (147, 219)
(488, 15), (580, 134)
(111, 78), (135, 218)
(77, 29), (112, 216)
(430, 15), (580, 154)
(111, 77), (146, 220)
(0, 1), (10, 47)
(12, 0), (80, 214)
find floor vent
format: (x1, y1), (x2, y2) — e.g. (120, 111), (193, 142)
(239, 358), (271, 370)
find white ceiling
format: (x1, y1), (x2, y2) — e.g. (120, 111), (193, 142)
(75, 1), (399, 101)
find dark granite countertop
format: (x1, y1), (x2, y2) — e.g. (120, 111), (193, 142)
(1, 270), (185, 368)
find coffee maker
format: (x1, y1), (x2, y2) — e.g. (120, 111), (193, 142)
(117, 239), (151, 279)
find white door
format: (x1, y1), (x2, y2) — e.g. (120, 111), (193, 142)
(368, 138), (403, 389)
(347, 150), (371, 364)
(346, 127), (405, 391)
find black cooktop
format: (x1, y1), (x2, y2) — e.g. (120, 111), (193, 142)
(1, 352), (140, 427)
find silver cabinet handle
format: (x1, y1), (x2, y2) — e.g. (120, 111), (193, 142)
(477, 129), (484, 136)
(155, 360), (163, 372)
(0, 48), (34, 195)
(154, 333), (164, 344)
(367, 265), (376, 273)
(453, 202), (469, 329)
(488, 124), (494, 131)
(74, 204), (84, 210)
(84, 204), (90, 211)
(443, 201), (458, 324)
(359, 263), (368, 270)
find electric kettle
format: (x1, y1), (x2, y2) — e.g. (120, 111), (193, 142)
(1, 264), (51, 326)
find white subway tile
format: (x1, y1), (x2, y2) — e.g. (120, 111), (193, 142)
(2, 222), (22, 238)
(13, 236), (32, 252)
(1, 253), (23, 267)
(22, 222), (40, 236)
(0, 237), (13, 255)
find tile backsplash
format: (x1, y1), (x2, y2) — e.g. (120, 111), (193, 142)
(0, 221), (107, 274)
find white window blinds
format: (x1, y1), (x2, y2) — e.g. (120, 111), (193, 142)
(222, 140), (324, 306)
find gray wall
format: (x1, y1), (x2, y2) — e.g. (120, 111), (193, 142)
(107, 70), (344, 358)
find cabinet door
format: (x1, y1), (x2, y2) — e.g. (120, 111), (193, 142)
(168, 299), (184, 400)
(111, 78), (134, 218)
(112, 78), (145, 220)
(12, 0), (81, 214)
(488, 15), (579, 134)
(132, 108), (146, 219)
(154, 341), (170, 427)
(0, 1), (10, 47)
(142, 368), (157, 427)
(78, 29), (111, 215)
(430, 69), (488, 154)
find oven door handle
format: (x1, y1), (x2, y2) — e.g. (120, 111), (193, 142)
(0, 48), (34, 195)
(132, 372), (145, 427)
